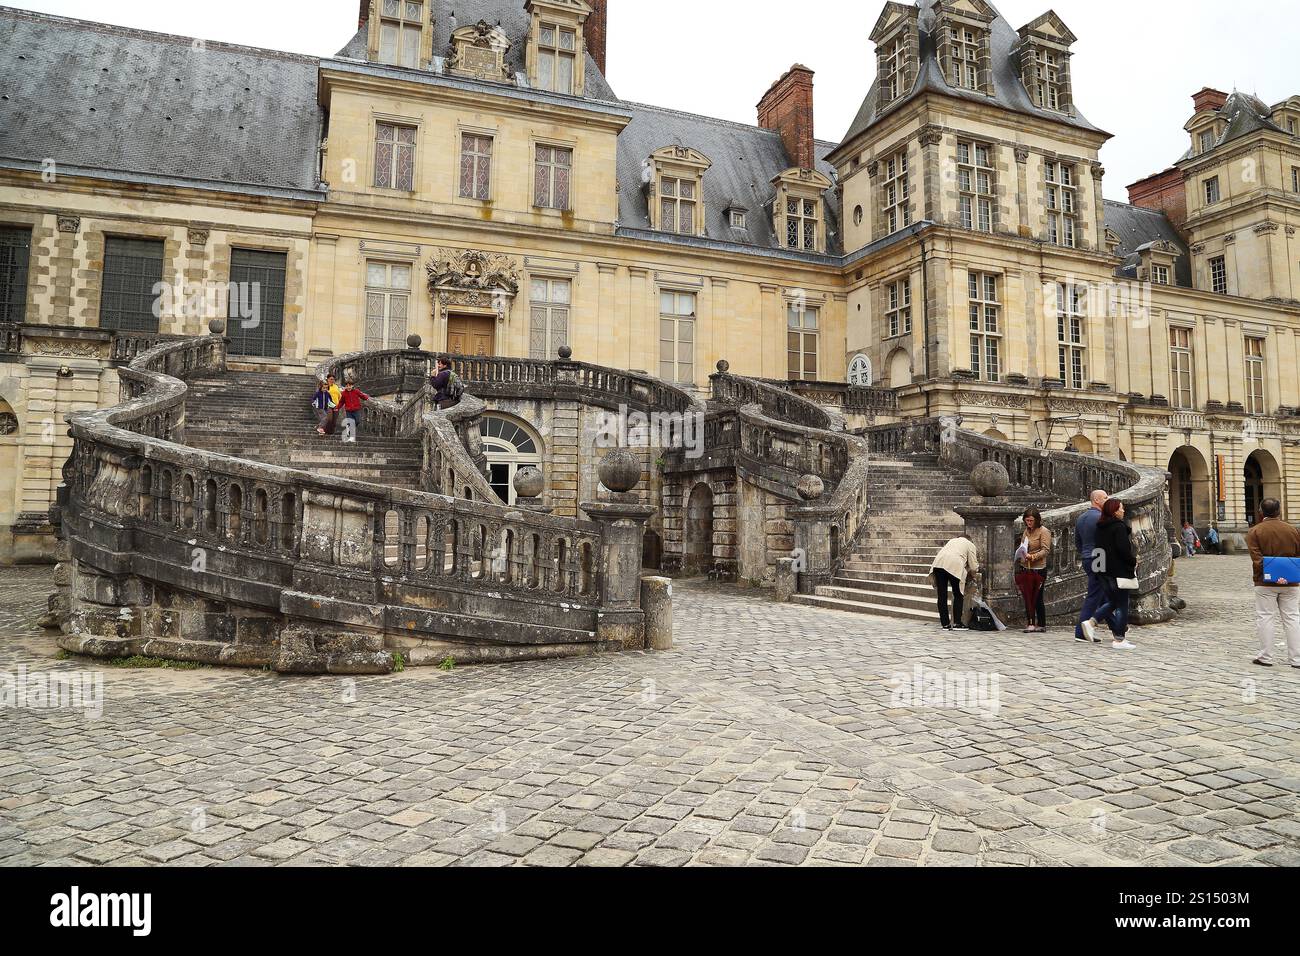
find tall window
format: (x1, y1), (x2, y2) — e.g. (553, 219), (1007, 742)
(537, 21), (577, 95)
(374, 122), (416, 191)
(1245, 337), (1266, 416)
(1169, 327), (1195, 409)
(969, 272), (1001, 383)
(529, 277), (570, 360)
(1209, 256), (1227, 294)
(881, 37), (904, 101)
(659, 291), (696, 384)
(787, 304), (819, 381)
(459, 133), (493, 200)
(957, 140), (995, 232)
(378, 0), (423, 69)
(1291, 166), (1299, 192)
(1198, 130), (1214, 154)
(659, 177), (697, 236)
(1033, 48), (1063, 111)
(886, 278), (912, 338)
(0, 226), (31, 324)
(534, 145), (572, 210)
(1045, 161), (1076, 248)
(226, 248), (286, 358)
(1204, 176), (1220, 205)
(364, 262), (411, 352)
(786, 197), (819, 251)
(1056, 283), (1087, 389)
(100, 237), (163, 333)
(882, 150), (911, 234)
(950, 26), (979, 90)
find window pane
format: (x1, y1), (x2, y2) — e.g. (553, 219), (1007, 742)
(367, 263), (388, 287)
(558, 55), (574, 95)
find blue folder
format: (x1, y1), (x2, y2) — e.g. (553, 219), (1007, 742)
(1262, 556), (1300, 584)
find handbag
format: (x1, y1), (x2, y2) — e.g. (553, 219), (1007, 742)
(1116, 577), (1140, 591)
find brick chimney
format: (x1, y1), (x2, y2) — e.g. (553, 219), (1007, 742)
(1127, 167), (1188, 233)
(586, 0), (608, 75)
(1191, 87), (1229, 114)
(358, 0), (371, 30)
(758, 64), (816, 172)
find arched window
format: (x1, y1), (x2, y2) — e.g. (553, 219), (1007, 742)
(481, 414), (543, 505)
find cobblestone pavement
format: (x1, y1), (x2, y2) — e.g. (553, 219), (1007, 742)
(1, 556), (1297, 867)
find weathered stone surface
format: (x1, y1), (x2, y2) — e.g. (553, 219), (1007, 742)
(970, 461), (1010, 499)
(641, 576), (673, 651)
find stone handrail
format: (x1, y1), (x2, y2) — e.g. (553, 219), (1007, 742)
(452, 353), (700, 415)
(759, 378), (900, 417)
(54, 335), (663, 672)
(861, 418), (1174, 624)
(710, 370), (843, 432)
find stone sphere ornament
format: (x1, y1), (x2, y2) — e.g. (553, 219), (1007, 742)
(796, 474), (825, 501)
(599, 449), (642, 494)
(971, 460), (1010, 499)
(407, 334), (422, 350)
(716, 359), (731, 374)
(208, 318), (226, 335)
(513, 466), (545, 500)
(558, 345), (573, 360)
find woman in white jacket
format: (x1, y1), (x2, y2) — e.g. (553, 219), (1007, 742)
(929, 535), (981, 630)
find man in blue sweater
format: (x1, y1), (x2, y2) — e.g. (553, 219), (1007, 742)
(1075, 490), (1110, 643)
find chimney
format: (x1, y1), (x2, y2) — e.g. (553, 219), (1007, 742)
(758, 64), (816, 172)
(586, 0), (608, 75)
(1191, 87), (1228, 114)
(1127, 167), (1189, 234)
(358, 0), (371, 30)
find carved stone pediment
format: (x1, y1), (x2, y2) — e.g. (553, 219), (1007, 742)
(427, 248), (521, 323)
(449, 21), (512, 82)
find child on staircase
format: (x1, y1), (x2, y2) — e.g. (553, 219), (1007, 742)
(337, 380), (371, 444)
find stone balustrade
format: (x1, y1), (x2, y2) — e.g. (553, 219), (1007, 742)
(50, 336), (660, 673)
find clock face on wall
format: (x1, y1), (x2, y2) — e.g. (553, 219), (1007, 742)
(848, 353), (873, 387)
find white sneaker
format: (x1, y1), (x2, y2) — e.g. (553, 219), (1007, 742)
(1112, 640), (1137, 650)
(1081, 618), (1097, 642)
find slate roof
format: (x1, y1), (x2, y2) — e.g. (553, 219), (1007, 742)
(334, 0), (617, 102)
(0, 5), (325, 197)
(1103, 200), (1192, 288)
(1178, 91), (1286, 162)
(613, 102), (842, 255)
(838, 0), (1104, 153)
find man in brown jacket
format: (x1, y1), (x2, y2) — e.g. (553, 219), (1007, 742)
(1247, 498), (1300, 667)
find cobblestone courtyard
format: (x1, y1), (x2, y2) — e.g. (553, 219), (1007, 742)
(1, 555), (1297, 867)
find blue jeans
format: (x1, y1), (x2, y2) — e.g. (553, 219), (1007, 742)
(1076, 568), (1108, 638)
(1093, 578), (1130, 638)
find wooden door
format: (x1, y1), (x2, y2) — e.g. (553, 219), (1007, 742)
(447, 315), (495, 357)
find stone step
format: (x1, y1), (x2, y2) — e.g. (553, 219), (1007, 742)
(832, 573), (934, 595)
(791, 593), (938, 623)
(841, 558), (934, 573)
(815, 585), (937, 613)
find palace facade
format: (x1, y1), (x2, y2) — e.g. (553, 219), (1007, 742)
(2, 0), (1299, 561)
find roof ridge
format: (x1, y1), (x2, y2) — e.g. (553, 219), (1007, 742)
(620, 98), (783, 138)
(0, 4), (320, 65)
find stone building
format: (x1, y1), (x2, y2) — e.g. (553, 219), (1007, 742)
(1, 0), (1299, 562)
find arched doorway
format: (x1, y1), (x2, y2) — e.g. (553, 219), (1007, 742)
(481, 414), (542, 505)
(887, 348), (911, 389)
(1167, 446), (1211, 529)
(685, 482), (714, 574)
(1244, 450), (1282, 526)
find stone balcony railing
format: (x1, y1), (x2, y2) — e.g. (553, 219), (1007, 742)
(862, 418), (1174, 626)
(50, 335), (662, 674)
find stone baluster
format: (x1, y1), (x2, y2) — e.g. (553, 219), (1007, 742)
(581, 450), (655, 650)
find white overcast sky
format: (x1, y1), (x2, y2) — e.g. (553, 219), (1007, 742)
(11, 0), (1295, 199)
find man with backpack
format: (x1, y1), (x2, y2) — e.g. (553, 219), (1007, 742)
(430, 356), (464, 410)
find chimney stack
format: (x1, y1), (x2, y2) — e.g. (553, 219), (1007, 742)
(358, 0), (371, 30)
(758, 64), (816, 171)
(586, 0), (608, 75)
(1191, 87), (1228, 114)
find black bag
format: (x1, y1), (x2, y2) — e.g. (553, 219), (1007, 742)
(968, 600), (1004, 632)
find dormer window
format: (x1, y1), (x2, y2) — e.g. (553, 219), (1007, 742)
(773, 167), (834, 254)
(870, 3), (920, 108)
(377, 0), (425, 69)
(1199, 130), (1215, 154)
(449, 20), (512, 83)
(648, 146), (711, 236)
(537, 22), (577, 94)
(725, 205), (748, 229)
(526, 0), (591, 97)
(936, 1), (994, 96)
(1015, 12), (1077, 114)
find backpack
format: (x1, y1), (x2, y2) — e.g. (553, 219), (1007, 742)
(968, 600), (1005, 632)
(446, 371), (465, 402)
